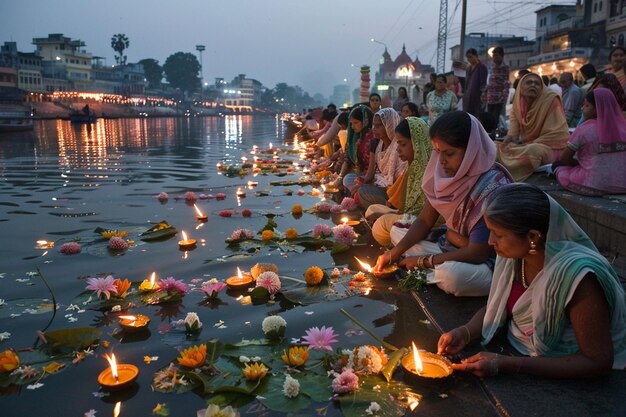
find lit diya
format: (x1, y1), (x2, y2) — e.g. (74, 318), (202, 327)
(35, 239), (55, 249)
(236, 188), (246, 198)
(139, 272), (157, 291)
(118, 314), (150, 332)
(178, 231), (196, 250)
(98, 353), (139, 389)
(194, 204), (208, 221)
(401, 342), (453, 382)
(341, 217), (361, 227)
(226, 267), (254, 289)
(354, 257), (399, 279)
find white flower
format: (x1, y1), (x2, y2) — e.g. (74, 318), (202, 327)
(366, 402), (381, 415)
(283, 374), (300, 398)
(202, 278), (218, 286)
(111, 305), (121, 312)
(26, 383), (44, 390)
(197, 404), (239, 417)
(239, 356), (250, 363)
(261, 315), (286, 335)
(84, 409), (97, 417)
(0, 298), (5, 306)
(0, 332), (10, 341)
(251, 356), (261, 362)
(184, 312), (202, 331)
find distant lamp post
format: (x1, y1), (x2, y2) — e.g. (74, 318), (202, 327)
(196, 44), (205, 93)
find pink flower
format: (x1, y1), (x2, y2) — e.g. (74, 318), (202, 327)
(230, 228), (254, 240)
(297, 189), (305, 196)
(156, 192), (169, 201)
(333, 224), (357, 245)
(302, 326), (338, 351)
(256, 271), (281, 295)
(107, 236), (128, 250)
(315, 202), (333, 213)
(330, 205), (344, 214)
(59, 242), (81, 255)
(199, 281), (227, 298)
(215, 193), (227, 200)
(219, 210), (233, 217)
(340, 197), (359, 211)
(199, 194), (209, 200)
(184, 192), (198, 202)
(174, 195), (182, 200)
(85, 276), (118, 300)
(158, 277), (188, 294)
(205, 194), (215, 199)
(342, 268), (352, 275)
(332, 368), (359, 394)
(242, 209), (252, 217)
(312, 223), (333, 239)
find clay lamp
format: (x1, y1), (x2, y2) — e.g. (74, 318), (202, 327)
(139, 272), (157, 291)
(226, 267), (253, 289)
(118, 315), (150, 332)
(194, 204), (208, 222)
(401, 342), (453, 385)
(98, 353), (138, 390)
(341, 216), (361, 227)
(354, 256), (398, 279)
(236, 188), (246, 198)
(178, 231), (196, 250)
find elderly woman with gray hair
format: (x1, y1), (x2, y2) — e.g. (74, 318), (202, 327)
(438, 183), (626, 378)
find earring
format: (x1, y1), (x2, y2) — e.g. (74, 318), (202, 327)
(528, 241), (537, 255)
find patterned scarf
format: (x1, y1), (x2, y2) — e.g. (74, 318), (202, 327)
(346, 105), (373, 164)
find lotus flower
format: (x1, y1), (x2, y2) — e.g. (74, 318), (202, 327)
(302, 326), (338, 351)
(199, 281), (227, 298)
(113, 278), (131, 298)
(85, 276), (118, 300)
(242, 362), (268, 381)
(332, 368), (359, 394)
(0, 349), (20, 373)
(158, 277), (188, 294)
(177, 344), (206, 368)
(282, 346), (309, 367)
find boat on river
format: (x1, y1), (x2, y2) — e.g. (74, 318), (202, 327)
(0, 111), (34, 132)
(69, 112), (98, 123)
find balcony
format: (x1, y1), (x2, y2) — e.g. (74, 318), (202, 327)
(526, 47), (592, 65)
(607, 12), (626, 33)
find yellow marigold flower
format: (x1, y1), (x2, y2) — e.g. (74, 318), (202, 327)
(100, 229), (127, 240)
(177, 344), (207, 369)
(282, 346), (309, 367)
(291, 204), (303, 215)
(261, 230), (274, 241)
(285, 228), (298, 240)
(304, 266), (324, 286)
(113, 278), (131, 297)
(0, 349), (20, 373)
(242, 362), (269, 381)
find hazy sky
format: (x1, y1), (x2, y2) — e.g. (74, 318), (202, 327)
(3, 0), (565, 97)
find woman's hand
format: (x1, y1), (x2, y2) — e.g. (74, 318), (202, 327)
(437, 327), (470, 356)
(399, 256), (420, 271)
(452, 352), (501, 378)
(374, 250), (398, 272)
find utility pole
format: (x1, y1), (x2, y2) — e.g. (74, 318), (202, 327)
(460, 0), (468, 59)
(436, 0), (448, 73)
(195, 44), (205, 94)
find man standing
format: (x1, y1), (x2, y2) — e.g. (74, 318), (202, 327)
(422, 73), (436, 106)
(482, 47), (509, 125)
(559, 72), (583, 127)
(463, 48), (488, 117)
(579, 64), (597, 95)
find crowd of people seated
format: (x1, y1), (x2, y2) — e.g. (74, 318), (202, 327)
(291, 44), (626, 379)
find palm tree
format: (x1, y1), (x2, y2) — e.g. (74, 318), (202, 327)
(111, 34), (129, 65)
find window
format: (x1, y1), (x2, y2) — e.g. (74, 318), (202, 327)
(594, 2), (598, 12)
(600, 1), (603, 11)
(619, 34), (625, 46)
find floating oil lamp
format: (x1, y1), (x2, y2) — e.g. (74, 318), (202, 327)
(194, 204), (208, 222)
(401, 342), (453, 383)
(139, 272), (157, 291)
(354, 256), (399, 279)
(98, 353), (139, 389)
(341, 216), (361, 227)
(35, 240), (55, 249)
(178, 231), (196, 250)
(118, 314), (150, 332)
(226, 267), (253, 289)
(247, 181), (258, 188)
(236, 188), (246, 198)
(269, 142), (273, 150)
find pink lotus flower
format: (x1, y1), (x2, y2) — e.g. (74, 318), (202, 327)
(107, 236), (128, 250)
(230, 228), (254, 240)
(59, 242), (81, 255)
(302, 326), (338, 351)
(340, 197), (359, 211)
(184, 192), (198, 202)
(219, 210), (233, 217)
(85, 276), (118, 300)
(256, 271), (281, 295)
(242, 209), (252, 217)
(199, 281), (227, 298)
(333, 224), (357, 245)
(315, 202), (333, 213)
(312, 223), (333, 239)
(215, 193), (227, 200)
(158, 277), (188, 294)
(156, 192), (169, 202)
(332, 368), (359, 394)
(330, 205), (344, 214)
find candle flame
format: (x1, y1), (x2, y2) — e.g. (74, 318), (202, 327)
(181, 231), (188, 241)
(341, 216), (348, 225)
(118, 315), (136, 321)
(237, 267), (243, 279)
(411, 342), (423, 374)
(105, 353), (119, 381)
(150, 272), (156, 287)
(269, 142), (273, 149)
(193, 204), (204, 217)
(364, 287), (372, 295)
(409, 398), (420, 411)
(354, 257), (373, 273)
(36, 240), (48, 245)
(113, 402), (121, 417)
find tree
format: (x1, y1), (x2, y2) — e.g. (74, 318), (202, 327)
(163, 52), (201, 97)
(111, 34), (130, 65)
(138, 59), (163, 89)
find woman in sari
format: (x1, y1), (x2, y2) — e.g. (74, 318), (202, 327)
(555, 88), (626, 195)
(427, 74), (458, 124)
(365, 117), (432, 246)
(589, 72), (626, 112)
(338, 105), (375, 194)
(393, 87), (411, 112)
(438, 184), (626, 377)
(356, 108), (406, 209)
(497, 73), (570, 181)
(607, 46), (626, 91)
(375, 111), (513, 296)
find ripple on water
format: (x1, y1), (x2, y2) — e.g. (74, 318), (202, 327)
(0, 201), (20, 206)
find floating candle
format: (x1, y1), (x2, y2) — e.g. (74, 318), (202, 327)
(341, 217), (360, 227)
(194, 204), (208, 221)
(236, 188), (246, 198)
(98, 353), (139, 389)
(354, 256), (398, 278)
(118, 314), (150, 331)
(139, 272), (157, 291)
(178, 231), (196, 249)
(226, 267), (254, 289)
(35, 240), (55, 249)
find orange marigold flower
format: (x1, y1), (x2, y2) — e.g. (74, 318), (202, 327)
(285, 228), (298, 240)
(304, 266), (324, 286)
(261, 230), (274, 241)
(291, 204), (303, 215)
(177, 344), (207, 369)
(113, 278), (131, 298)
(282, 346), (309, 367)
(242, 362), (269, 381)
(0, 349), (20, 373)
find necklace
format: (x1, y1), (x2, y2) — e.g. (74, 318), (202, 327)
(521, 259), (529, 289)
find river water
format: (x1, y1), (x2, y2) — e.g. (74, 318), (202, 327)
(0, 116), (446, 416)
